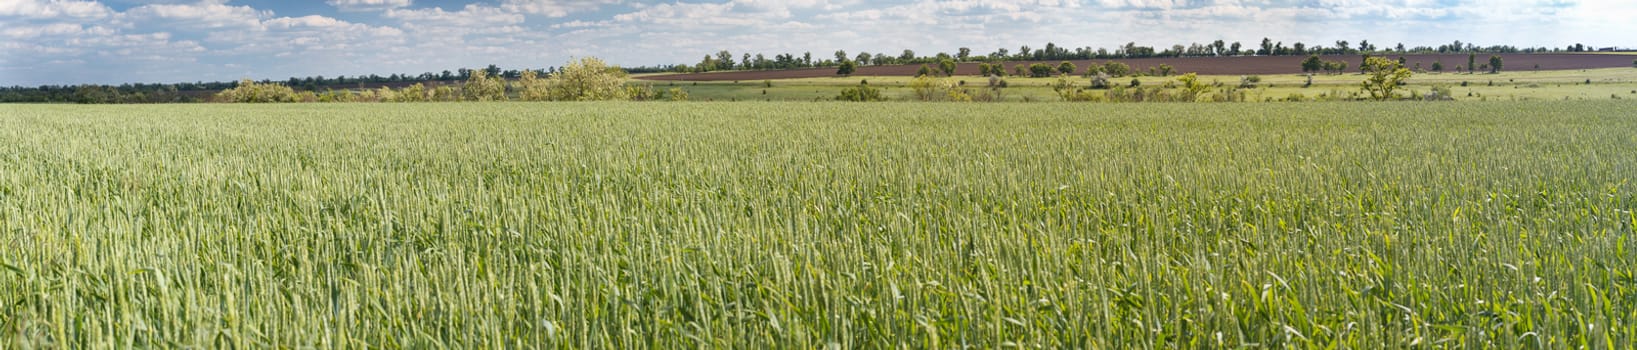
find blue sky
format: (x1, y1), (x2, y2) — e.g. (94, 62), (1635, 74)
(1, 0), (1631, 86)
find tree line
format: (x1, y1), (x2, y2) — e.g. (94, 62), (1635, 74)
(1, 64), (575, 104)
(650, 38), (1594, 74)
(214, 57), (684, 103)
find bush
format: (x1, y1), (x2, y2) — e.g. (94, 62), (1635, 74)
(835, 83), (883, 102)
(1103, 62), (1131, 77)
(215, 79), (298, 103)
(908, 75), (943, 101)
(1089, 72), (1112, 89)
(1028, 63), (1055, 78)
(1239, 75), (1261, 88)
(549, 57), (629, 101)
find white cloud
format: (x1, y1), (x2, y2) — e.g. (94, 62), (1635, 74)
(124, 0), (269, 29)
(1, 22), (113, 38)
(502, 0), (619, 17)
(327, 0), (413, 12)
(0, 0), (112, 19)
(385, 4), (524, 28)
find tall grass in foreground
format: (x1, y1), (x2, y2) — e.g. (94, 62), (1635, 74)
(1, 101), (1634, 348)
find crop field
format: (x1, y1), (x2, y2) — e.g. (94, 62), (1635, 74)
(2, 101), (1635, 348)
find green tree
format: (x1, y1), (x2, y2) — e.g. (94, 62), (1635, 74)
(836, 60), (857, 76)
(938, 59), (957, 76)
(1102, 61), (1131, 77)
(916, 64), (932, 77)
(1360, 56), (1412, 101)
(1057, 61), (1077, 75)
(516, 69), (550, 101)
(1301, 55), (1323, 73)
(1157, 64), (1175, 77)
(1432, 61), (1444, 72)
(548, 57), (628, 101)
(463, 69), (507, 101)
(1028, 63), (1054, 77)
(1489, 55), (1503, 73)
(1468, 54), (1477, 74)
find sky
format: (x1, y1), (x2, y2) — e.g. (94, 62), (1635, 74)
(1, 0), (1632, 86)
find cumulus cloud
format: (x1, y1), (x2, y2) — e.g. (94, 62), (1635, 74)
(327, 0), (413, 12)
(502, 0), (619, 17)
(0, 0), (112, 19)
(124, 0), (270, 29)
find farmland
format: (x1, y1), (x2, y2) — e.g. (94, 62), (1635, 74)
(2, 102), (1636, 347)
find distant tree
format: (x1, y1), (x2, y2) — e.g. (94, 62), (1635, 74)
(1213, 40), (1227, 56)
(1301, 55), (1324, 73)
(1336, 40), (1350, 54)
(548, 57), (628, 101)
(1358, 40), (1372, 53)
(916, 64), (932, 77)
(901, 49), (916, 61)
(856, 52), (871, 66)
(939, 59), (957, 76)
(1230, 42), (1242, 56)
(716, 50), (735, 70)
(1489, 55), (1503, 73)
(1028, 63), (1055, 77)
(516, 69), (550, 101)
(463, 69), (507, 101)
(1293, 42), (1306, 55)
(1157, 64), (1175, 77)
(485, 64), (502, 78)
(1103, 61), (1132, 77)
(977, 62), (992, 76)
(1396, 43), (1406, 53)
(1057, 61), (1077, 75)
(1360, 56), (1412, 101)
(1432, 61), (1444, 72)
(1014, 64), (1026, 76)
(957, 47), (972, 61)
(837, 59), (857, 76)
(1260, 38), (1274, 55)
(834, 50), (848, 64)
(215, 79), (298, 103)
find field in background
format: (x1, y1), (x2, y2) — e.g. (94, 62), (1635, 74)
(643, 68), (1637, 102)
(639, 54), (1637, 81)
(2, 102), (1635, 347)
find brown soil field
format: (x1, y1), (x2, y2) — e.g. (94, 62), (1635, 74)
(636, 54), (1635, 81)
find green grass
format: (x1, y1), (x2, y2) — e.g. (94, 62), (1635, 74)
(2, 101), (1636, 348)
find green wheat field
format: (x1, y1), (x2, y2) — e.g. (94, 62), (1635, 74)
(2, 101), (1634, 348)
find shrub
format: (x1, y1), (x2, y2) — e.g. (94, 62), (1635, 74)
(908, 75), (943, 101)
(1089, 72), (1112, 89)
(215, 79), (298, 103)
(835, 83), (883, 101)
(548, 57), (629, 101)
